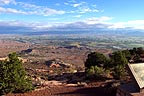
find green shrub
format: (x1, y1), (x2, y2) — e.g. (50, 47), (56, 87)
(86, 66), (108, 79)
(113, 65), (126, 79)
(85, 52), (108, 68)
(0, 52), (34, 95)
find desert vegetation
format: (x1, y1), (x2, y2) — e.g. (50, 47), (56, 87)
(85, 47), (144, 80)
(0, 52), (33, 95)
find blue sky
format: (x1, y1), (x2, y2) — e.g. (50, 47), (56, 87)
(0, 0), (144, 33)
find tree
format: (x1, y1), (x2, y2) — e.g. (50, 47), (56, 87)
(111, 51), (128, 79)
(136, 47), (144, 55)
(111, 51), (128, 67)
(86, 65), (106, 79)
(85, 52), (108, 69)
(85, 52), (110, 79)
(113, 65), (126, 79)
(0, 52), (33, 95)
(133, 54), (142, 63)
(122, 50), (131, 60)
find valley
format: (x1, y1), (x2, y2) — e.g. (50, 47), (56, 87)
(1, 34), (144, 96)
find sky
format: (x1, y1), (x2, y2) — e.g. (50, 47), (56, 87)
(0, 0), (144, 33)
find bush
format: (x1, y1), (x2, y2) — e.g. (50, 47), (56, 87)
(110, 51), (128, 79)
(0, 52), (34, 95)
(113, 65), (126, 79)
(86, 66), (108, 79)
(85, 52), (108, 68)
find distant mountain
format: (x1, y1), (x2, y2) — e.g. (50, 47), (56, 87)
(1, 30), (144, 37)
(0, 23), (144, 37)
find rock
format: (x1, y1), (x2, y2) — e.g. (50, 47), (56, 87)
(65, 84), (78, 87)
(77, 82), (87, 87)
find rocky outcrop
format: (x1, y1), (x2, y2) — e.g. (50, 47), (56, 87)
(31, 75), (63, 86)
(46, 59), (72, 68)
(0, 56), (28, 63)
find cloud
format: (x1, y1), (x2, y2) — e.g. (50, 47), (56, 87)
(0, 16), (113, 33)
(64, 1), (100, 14)
(64, 2), (69, 5)
(0, 1), (65, 16)
(74, 15), (82, 18)
(73, 3), (81, 7)
(18, 2), (65, 16)
(33, 16), (113, 31)
(85, 16), (113, 24)
(0, 20), (64, 32)
(78, 6), (99, 13)
(0, 0), (16, 5)
(20, 2), (65, 16)
(0, 20), (34, 34)
(1, 17), (144, 34)
(55, 3), (60, 6)
(0, 7), (27, 14)
(72, 2), (86, 7)
(0, 18), (109, 33)
(109, 20), (144, 29)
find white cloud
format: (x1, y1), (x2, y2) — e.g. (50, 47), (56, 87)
(85, 16), (113, 24)
(70, 5), (99, 14)
(109, 20), (144, 29)
(64, 2), (69, 5)
(18, 2), (65, 16)
(0, 20), (33, 27)
(74, 15), (82, 18)
(1, 18), (144, 33)
(0, 1), (65, 16)
(79, 7), (90, 13)
(64, 1), (100, 14)
(0, 0), (16, 5)
(0, 7), (27, 14)
(55, 3), (60, 6)
(73, 2), (86, 7)
(2, 16), (144, 32)
(42, 9), (65, 16)
(73, 3), (81, 7)
(0, 6), (65, 16)
(18, 2), (40, 9)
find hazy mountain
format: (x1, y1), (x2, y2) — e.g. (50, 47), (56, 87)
(0, 21), (144, 37)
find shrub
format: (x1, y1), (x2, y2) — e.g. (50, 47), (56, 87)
(0, 52), (34, 95)
(113, 65), (126, 79)
(110, 51), (128, 79)
(86, 66), (108, 79)
(85, 52), (108, 68)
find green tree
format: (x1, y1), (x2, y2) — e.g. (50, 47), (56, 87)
(86, 66), (105, 78)
(122, 50), (131, 60)
(85, 52), (108, 69)
(0, 52), (33, 95)
(111, 51), (128, 79)
(113, 65), (126, 79)
(111, 51), (128, 67)
(85, 52), (110, 79)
